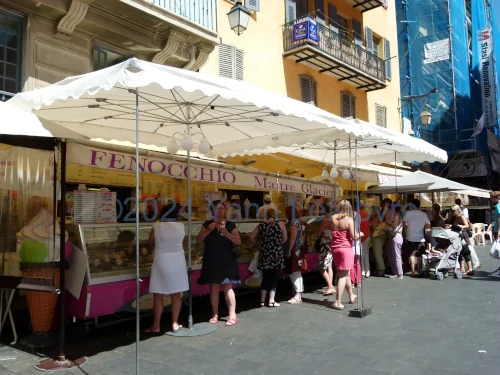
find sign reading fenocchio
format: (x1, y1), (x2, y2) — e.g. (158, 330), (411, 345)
(67, 143), (341, 197)
(479, 28), (498, 130)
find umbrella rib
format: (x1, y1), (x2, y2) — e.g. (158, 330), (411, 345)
(188, 95), (220, 125)
(138, 92), (187, 124)
(169, 89), (189, 123)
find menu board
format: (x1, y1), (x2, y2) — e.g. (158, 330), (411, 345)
(66, 164), (137, 187)
(97, 191), (117, 223)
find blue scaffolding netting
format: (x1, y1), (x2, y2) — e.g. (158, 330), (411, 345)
(397, 0), (500, 158)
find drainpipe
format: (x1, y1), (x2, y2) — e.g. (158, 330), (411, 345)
(182, 45), (197, 70)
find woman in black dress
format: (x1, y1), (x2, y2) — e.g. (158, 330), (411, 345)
(250, 208), (287, 307)
(196, 201), (241, 326)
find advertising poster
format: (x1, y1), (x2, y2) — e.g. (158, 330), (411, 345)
(292, 16), (318, 46)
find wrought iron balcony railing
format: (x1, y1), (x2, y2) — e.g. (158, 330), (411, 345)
(283, 20), (386, 89)
(150, 0), (216, 31)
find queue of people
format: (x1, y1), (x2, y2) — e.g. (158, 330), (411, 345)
(144, 194), (494, 333)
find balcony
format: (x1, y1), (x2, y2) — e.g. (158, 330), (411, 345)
(350, 0), (387, 12)
(283, 21), (386, 92)
(149, 0), (216, 31)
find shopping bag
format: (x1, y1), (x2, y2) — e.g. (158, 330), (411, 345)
(490, 240), (500, 260)
(248, 251), (263, 278)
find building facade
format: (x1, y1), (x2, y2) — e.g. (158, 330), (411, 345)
(0, 0), (219, 101)
(202, 0), (401, 131)
(397, 0), (500, 188)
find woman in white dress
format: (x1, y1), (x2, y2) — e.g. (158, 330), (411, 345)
(145, 203), (188, 333)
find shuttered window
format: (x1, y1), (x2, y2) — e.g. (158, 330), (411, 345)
(384, 38), (392, 80)
(286, 0), (296, 23)
(246, 0), (260, 12)
(315, 0), (325, 24)
(328, 4), (338, 32)
(365, 27), (374, 54)
(353, 20), (362, 46)
(300, 76), (317, 106)
(218, 44), (244, 81)
(375, 104), (387, 127)
(341, 92), (356, 119)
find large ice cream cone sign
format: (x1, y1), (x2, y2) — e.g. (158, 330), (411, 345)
(16, 208), (67, 334)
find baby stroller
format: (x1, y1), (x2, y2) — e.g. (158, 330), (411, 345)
(422, 228), (463, 280)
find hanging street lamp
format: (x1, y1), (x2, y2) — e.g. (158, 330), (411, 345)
(227, 1), (251, 36)
(420, 109), (432, 127)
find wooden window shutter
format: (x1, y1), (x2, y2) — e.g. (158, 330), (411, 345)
(286, 0), (296, 23)
(365, 27), (374, 54)
(218, 44), (233, 79)
(375, 105), (387, 127)
(246, 0), (260, 12)
(341, 92), (355, 118)
(300, 76), (317, 106)
(328, 4), (338, 31)
(219, 45), (244, 80)
(384, 38), (392, 80)
(235, 47), (244, 81)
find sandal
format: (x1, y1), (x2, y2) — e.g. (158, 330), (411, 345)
(209, 315), (218, 324)
(349, 296), (357, 304)
(260, 302), (265, 307)
(332, 303), (344, 310)
(323, 288), (335, 296)
(225, 317), (238, 326)
(268, 301), (280, 307)
(288, 297), (302, 304)
(171, 325), (183, 333)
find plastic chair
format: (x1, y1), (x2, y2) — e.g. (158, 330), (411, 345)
(472, 223), (486, 246)
(482, 223), (494, 244)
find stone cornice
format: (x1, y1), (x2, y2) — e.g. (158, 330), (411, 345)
(152, 30), (188, 65)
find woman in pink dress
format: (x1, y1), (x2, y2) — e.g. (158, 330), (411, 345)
(330, 200), (362, 310)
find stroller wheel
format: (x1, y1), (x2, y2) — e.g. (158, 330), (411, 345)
(443, 271), (449, 278)
(454, 271), (463, 279)
(435, 272), (444, 281)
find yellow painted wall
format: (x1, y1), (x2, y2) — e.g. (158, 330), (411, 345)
(201, 0), (369, 121)
(201, 0), (288, 95)
(364, 2), (402, 131)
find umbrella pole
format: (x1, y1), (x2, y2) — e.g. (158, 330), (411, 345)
(35, 141), (88, 371)
(135, 90), (140, 375)
(349, 139), (372, 319)
(354, 140), (362, 310)
(166, 106), (216, 338)
(347, 137), (360, 310)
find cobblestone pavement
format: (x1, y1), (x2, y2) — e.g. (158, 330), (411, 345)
(1, 245), (499, 375)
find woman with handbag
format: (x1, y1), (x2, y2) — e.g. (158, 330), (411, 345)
(385, 204), (404, 279)
(196, 200), (241, 326)
(330, 200), (362, 310)
(285, 206), (306, 304)
(449, 205), (473, 275)
(249, 208), (287, 307)
(316, 205), (335, 296)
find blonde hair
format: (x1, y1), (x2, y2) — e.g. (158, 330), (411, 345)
(335, 200), (353, 219)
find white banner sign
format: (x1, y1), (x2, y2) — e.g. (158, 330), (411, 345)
(423, 38), (450, 64)
(67, 143), (341, 198)
(479, 28), (498, 131)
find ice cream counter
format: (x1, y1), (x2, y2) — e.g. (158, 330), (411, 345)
(65, 219), (323, 320)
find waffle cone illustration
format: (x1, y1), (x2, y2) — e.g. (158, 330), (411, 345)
(23, 268), (60, 332)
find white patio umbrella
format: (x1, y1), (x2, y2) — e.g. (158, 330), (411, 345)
(8, 58), (374, 373)
(367, 171), (491, 198)
(227, 118), (448, 165)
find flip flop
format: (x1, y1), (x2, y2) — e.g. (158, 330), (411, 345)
(268, 302), (280, 307)
(332, 304), (344, 310)
(349, 296), (358, 304)
(225, 317), (238, 326)
(209, 315), (218, 324)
